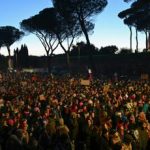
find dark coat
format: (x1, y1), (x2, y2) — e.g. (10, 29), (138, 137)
(5, 134), (22, 150)
(99, 135), (112, 150)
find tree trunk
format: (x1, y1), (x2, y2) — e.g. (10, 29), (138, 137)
(7, 46), (13, 70)
(79, 18), (95, 73)
(145, 31), (148, 51)
(78, 46), (80, 65)
(79, 19), (91, 46)
(46, 51), (51, 73)
(7, 46), (11, 58)
(66, 51), (70, 72)
(135, 28), (138, 53)
(148, 32), (150, 50)
(129, 26), (132, 51)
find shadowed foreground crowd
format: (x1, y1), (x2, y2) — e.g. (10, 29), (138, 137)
(0, 73), (150, 150)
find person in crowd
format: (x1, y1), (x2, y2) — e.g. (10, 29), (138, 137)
(0, 72), (150, 150)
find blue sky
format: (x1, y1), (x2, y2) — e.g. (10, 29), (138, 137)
(0, 0), (145, 56)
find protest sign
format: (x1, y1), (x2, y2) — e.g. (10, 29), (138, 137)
(141, 74), (149, 80)
(103, 84), (110, 93)
(0, 74), (2, 81)
(39, 94), (46, 101)
(80, 79), (90, 86)
(128, 86), (134, 91)
(21, 81), (27, 86)
(70, 78), (74, 84)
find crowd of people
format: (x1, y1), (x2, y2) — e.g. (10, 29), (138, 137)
(0, 72), (150, 150)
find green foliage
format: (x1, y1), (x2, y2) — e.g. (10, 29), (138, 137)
(119, 0), (150, 32)
(53, 0), (108, 45)
(124, 0), (134, 2)
(70, 42), (99, 56)
(118, 48), (132, 54)
(0, 26), (24, 56)
(21, 8), (58, 34)
(20, 8), (60, 56)
(14, 44), (29, 69)
(53, 0), (108, 20)
(99, 45), (118, 54)
(52, 0), (108, 70)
